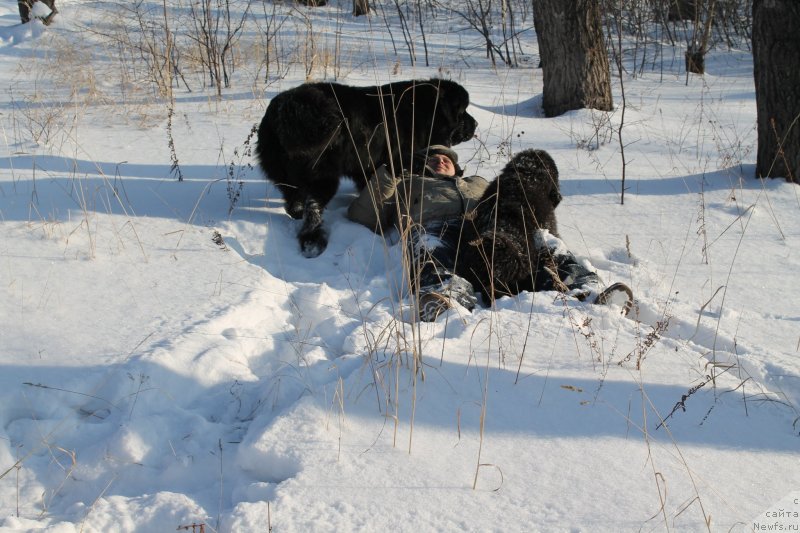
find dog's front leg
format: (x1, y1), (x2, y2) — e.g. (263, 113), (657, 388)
(298, 198), (329, 258)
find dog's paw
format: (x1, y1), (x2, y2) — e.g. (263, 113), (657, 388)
(299, 227), (329, 258)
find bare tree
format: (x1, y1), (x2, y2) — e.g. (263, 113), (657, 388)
(753, 0), (799, 183)
(684, 0), (717, 75)
(188, 0), (253, 97)
(532, 0), (613, 117)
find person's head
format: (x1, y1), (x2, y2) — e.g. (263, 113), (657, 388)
(416, 145), (463, 177)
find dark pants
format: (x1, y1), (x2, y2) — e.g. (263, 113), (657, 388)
(406, 217), (476, 311)
(407, 218), (464, 291)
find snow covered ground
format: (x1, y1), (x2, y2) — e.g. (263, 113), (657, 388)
(1, 1), (798, 531)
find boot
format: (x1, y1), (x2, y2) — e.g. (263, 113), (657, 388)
(593, 282), (634, 316)
(417, 275), (476, 322)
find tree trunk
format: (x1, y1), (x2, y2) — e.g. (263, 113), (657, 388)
(532, 0), (613, 118)
(353, 0), (369, 16)
(753, 0), (800, 183)
(668, 0), (697, 21)
(18, 1), (32, 23)
(685, 43), (705, 74)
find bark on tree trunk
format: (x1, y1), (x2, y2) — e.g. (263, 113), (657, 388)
(753, 0), (800, 183)
(353, 0), (369, 16)
(532, 0), (613, 118)
(18, 1), (32, 23)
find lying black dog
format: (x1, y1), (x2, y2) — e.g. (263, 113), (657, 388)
(459, 149), (562, 300)
(255, 78), (477, 257)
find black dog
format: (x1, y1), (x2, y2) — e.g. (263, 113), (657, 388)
(255, 78), (477, 257)
(459, 149), (562, 300)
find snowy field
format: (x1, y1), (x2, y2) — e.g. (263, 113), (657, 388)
(1, 1), (798, 531)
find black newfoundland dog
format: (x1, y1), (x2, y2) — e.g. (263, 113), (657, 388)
(255, 78), (477, 257)
(459, 149), (562, 300)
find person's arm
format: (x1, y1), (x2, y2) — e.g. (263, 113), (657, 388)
(347, 165), (400, 232)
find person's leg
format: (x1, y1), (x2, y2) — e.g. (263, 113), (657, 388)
(534, 233), (633, 314)
(535, 249), (600, 295)
(407, 218), (476, 321)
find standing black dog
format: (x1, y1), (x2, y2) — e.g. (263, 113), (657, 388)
(459, 149), (562, 300)
(255, 78), (477, 257)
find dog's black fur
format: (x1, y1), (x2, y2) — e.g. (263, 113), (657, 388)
(255, 78), (477, 257)
(458, 149), (562, 300)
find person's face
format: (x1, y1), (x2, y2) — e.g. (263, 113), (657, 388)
(427, 154), (456, 177)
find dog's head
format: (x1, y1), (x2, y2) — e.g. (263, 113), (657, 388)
(449, 110), (478, 145)
(549, 185), (563, 209)
(393, 79), (477, 149)
(516, 149), (561, 209)
(533, 150), (562, 209)
(430, 79), (477, 146)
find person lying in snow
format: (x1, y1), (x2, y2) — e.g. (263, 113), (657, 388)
(347, 145), (634, 321)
